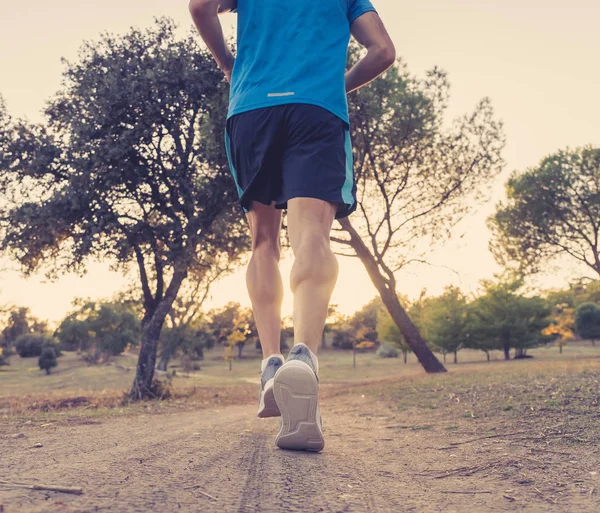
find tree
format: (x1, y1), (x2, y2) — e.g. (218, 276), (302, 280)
(331, 321), (357, 350)
(490, 147), (600, 277)
(38, 347), (58, 375)
(56, 300), (140, 362)
(467, 281), (551, 360)
(422, 287), (469, 363)
(332, 47), (505, 373)
(1, 306), (42, 349)
(0, 349), (9, 367)
(542, 302), (575, 353)
(0, 19), (249, 398)
(575, 302), (600, 346)
(56, 301), (97, 352)
(204, 302), (256, 359)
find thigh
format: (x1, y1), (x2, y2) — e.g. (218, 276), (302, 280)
(277, 104), (356, 219)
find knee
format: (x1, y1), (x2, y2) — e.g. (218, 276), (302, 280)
(291, 234), (338, 288)
(251, 233), (281, 262)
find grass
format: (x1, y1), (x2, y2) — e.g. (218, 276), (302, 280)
(1, 342), (599, 419)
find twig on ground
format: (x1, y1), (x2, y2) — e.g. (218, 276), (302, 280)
(440, 490), (492, 494)
(0, 481), (83, 495)
(449, 431), (527, 446)
(184, 485), (218, 501)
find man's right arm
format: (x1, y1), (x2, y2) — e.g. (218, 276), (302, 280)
(345, 11), (396, 94)
(189, 0), (238, 82)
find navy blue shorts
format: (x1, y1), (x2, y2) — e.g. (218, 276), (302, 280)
(224, 104), (356, 219)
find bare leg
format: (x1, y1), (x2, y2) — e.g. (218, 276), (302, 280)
(287, 198), (339, 355)
(245, 202), (284, 358)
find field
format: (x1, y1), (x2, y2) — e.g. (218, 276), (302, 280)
(1, 345), (599, 512)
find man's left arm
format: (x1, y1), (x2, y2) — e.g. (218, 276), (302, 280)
(189, 0), (237, 82)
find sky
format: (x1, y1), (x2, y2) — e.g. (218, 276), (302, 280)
(0, 0), (599, 324)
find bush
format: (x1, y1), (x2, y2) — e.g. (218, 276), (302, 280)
(377, 343), (399, 358)
(16, 334), (61, 358)
(575, 302), (600, 345)
(38, 347), (58, 374)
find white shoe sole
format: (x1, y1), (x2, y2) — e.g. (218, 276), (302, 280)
(258, 378), (280, 418)
(273, 360), (324, 452)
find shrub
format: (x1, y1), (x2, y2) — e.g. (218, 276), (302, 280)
(575, 302), (600, 345)
(39, 347), (58, 375)
(377, 343), (399, 358)
(16, 334), (49, 357)
(16, 334), (62, 358)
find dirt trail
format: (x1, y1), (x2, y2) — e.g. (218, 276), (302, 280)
(2, 391), (599, 513)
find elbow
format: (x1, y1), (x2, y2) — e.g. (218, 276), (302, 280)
(380, 43), (396, 69)
(189, 0), (215, 19)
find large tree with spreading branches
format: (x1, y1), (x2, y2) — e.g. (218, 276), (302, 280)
(0, 18), (248, 398)
(490, 146), (600, 278)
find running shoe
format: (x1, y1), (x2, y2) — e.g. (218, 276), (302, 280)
(258, 356), (284, 418)
(273, 344), (324, 452)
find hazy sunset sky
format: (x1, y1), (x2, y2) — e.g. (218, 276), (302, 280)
(1, 0), (599, 323)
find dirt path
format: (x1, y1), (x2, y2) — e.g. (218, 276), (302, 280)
(2, 390), (599, 513)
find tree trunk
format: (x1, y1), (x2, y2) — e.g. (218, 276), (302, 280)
(130, 268), (188, 399)
(486, 351), (490, 362)
(45, 368), (51, 375)
(338, 218), (446, 373)
(321, 332), (327, 349)
(353, 342), (356, 369)
(559, 343), (563, 354)
(503, 339), (511, 360)
(443, 351), (446, 364)
(156, 354), (169, 372)
(237, 343), (243, 359)
(592, 339), (596, 347)
(453, 350), (458, 364)
(403, 350), (407, 364)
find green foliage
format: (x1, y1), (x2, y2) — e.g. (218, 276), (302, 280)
(204, 302), (256, 358)
(377, 303), (410, 353)
(421, 286), (469, 361)
(158, 322), (211, 369)
(56, 300), (140, 362)
(1, 306), (48, 348)
(575, 302), (600, 343)
(467, 281), (552, 359)
(376, 343), (399, 358)
(490, 147), (600, 277)
(38, 347), (58, 374)
(331, 323), (357, 350)
(15, 333), (58, 358)
(348, 298), (381, 342)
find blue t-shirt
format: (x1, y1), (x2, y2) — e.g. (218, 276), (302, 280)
(227, 0), (377, 125)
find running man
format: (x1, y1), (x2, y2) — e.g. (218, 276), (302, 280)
(189, 0), (395, 451)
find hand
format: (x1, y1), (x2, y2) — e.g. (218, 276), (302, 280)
(221, 53), (235, 84)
